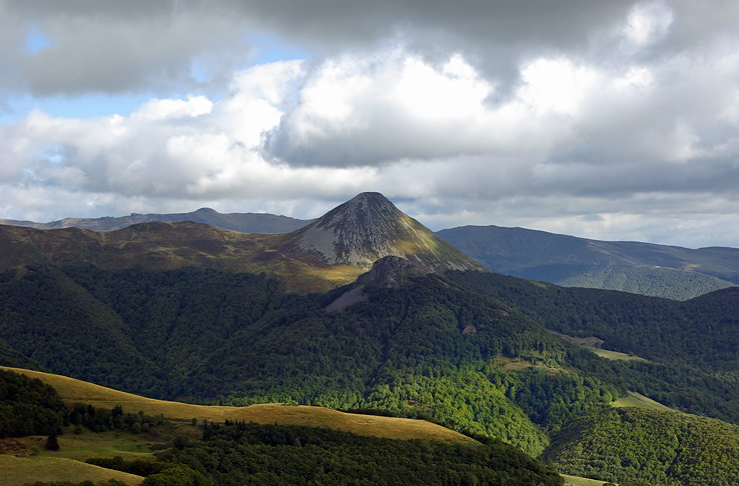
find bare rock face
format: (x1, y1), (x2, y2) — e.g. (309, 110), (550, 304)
(292, 192), (485, 273)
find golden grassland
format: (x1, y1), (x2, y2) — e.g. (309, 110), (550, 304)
(2, 366), (475, 444)
(0, 455), (144, 486)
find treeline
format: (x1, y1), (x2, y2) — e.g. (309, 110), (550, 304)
(544, 407), (739, 486)
(0, 368), (64, 437)
(150, 422), (564, 486)
(0, 369), (164, 438)
(67, 403), (165, 434)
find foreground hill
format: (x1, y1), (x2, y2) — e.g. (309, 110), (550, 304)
(0, 207), (312, 233)
(0, 455), (144, 486)
(1, 366), (473, 444)
(438, 225), (738, 300)
(0, 367), (564, 486)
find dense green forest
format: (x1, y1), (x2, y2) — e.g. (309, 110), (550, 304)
(446, 271), (739, 423)
(0, 265), (624, 455)
(148, 422), (562, 486)
(545, 407), (739, 485)
(2, 264), (739, 480)
(20, 422), (563, 486)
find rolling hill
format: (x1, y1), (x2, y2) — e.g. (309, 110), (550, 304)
(0, 367), (566, 486)
(545, 407), (739, 485)
(438, 224), (738, 300)
(1, 366), (474, 444)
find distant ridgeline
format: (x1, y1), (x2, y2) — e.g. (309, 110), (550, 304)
(6, 193), (739, 299)
(1, 193), (739, 484)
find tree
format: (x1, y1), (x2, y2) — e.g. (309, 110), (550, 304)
(45, 433), (60, 451)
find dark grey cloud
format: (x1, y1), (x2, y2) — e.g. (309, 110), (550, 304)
(4, 0), (738, 98)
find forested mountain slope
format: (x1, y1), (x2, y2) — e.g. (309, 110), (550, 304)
(447, 272), (739, 423)
(0, 264), (624, 456)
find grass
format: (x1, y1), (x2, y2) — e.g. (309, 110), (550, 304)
(612, 391), (676, 412)
(553, 332), (648, 362)
(589, 348), (648, 362)
(0, 455), (144, 486)
(490, 357), (560, 374)
(13, 430), (167, 462)
(2, 366), (475, 445)
(561, 474), (612, 485)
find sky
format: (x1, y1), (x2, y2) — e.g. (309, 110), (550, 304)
(1, 1), (738, 248)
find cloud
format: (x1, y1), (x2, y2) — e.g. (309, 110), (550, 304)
(7, 0), (736, 97)
(1, 0), (739, 249)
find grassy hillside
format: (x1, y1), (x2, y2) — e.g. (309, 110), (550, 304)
(0, 455), (144, 486)
(2, 366), (474, 445)
(612, 392), (675, 412)
(0, 367), (568, 486)
(0, 222), (362, 293)
(561, 474), (611, 486)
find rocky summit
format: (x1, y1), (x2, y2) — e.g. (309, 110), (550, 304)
(290, 192), (485, 272)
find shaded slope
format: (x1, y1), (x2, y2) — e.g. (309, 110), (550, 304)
(0, 264), (623, 455)
(438, 225), (737, 299)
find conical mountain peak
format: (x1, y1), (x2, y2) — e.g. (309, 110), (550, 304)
(292, 193), (485, 272)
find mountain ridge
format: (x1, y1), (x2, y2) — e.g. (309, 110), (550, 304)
(291, 192), (485, 272)
(0, 207), (313, 234)
(0, 193), (483, 292)
(438, 224), (738, 300)
(4, 201), (737, 299)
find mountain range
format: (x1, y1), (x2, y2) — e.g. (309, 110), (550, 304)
(2, 192), (739, 485)
(0, 207), (313, 233)
(438, 225), (739, 300)
(0, 192), (482, 293)
(4, 196), (736, 299)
